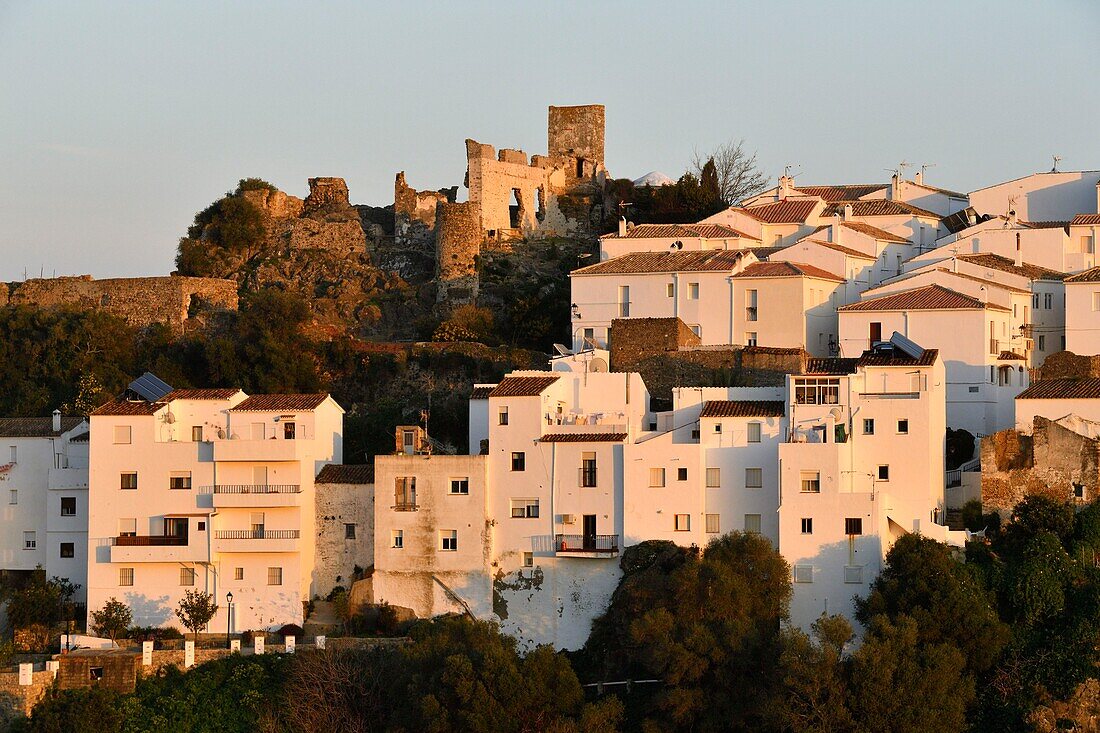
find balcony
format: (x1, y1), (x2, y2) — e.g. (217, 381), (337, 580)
(110, 535), (207, 563)
(555, 534), (619, 557)
(48, 467), (88, 491)
(211, 439), (303, 462)
(207, 484), (302, 508)
(392, 501), (418, 512)
(213, 529), (301, 554)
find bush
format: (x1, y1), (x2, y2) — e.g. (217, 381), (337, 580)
(962, 499), (985, 532)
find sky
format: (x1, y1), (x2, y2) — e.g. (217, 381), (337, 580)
(1, 1), (1099, 280)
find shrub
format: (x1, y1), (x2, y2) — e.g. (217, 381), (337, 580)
(91, 598), (132, 645)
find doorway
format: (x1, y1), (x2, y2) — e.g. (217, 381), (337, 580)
(582, 515), (597, 550)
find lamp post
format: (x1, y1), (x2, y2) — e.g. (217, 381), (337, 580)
(225, 591), (233, 649)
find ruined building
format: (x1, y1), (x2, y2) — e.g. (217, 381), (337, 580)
(241, 176), (369, 252)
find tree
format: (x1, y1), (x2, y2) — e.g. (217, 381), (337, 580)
(691, 138), (769, 206)
(1, 569), (79, 632)
(175, 590), (218, 642)
(775, 615), (854, 733)
(91, 598), (132, 646)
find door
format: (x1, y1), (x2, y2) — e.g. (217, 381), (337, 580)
(402, 430), (416, 455)
(869, 322), (881, 349)
(251, 512), (265, 538)
(252, 466), (268, 488)
(582, 515), (597, 550)
(164, 518), (188, 543)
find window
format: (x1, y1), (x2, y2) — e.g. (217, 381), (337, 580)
(845, 517), (864, 535)
(8, 489), (16, 505)
(498, 406), (510, 425)
(344, 523), (356, 540)
(649, 467), (666, 487)
(7, 446), (15, 463)
(23, 531), (35, 550)
(120, 472), (138, 490)
(690, 324), (701, 337)
(706, 514), (720, 533)
(61, 497), (76, 516)
(745, 332), (758, 347)
(1033, 292), (1040, 309)
(793, 565), (813, 583)
(180, 567), (196, 586)
(1093, 292), (1100, 312)
(234, 567), (244, 581)
(969, 385), (980, 393)
(706, 468), (720, 488)
(877, 465), (890, 481)
(747, 422), (762, 443)
(844, 566), (865, 584)
(582, 327), (595, 346)
(119, 518), (136, 537)
(197, 521), (206, 531)
(1073, 483), (1086, 500)
(113, 425), (131, 444)
(394, 477), (417, 510)
(283, 422), (296, 440)
(743, 513), (762, 533)
(523, 552), (534, 567)
(896, 419), (909, 435)
(666, 282), (674, 298)
(863, 418), (875, 435)
(800, 471), (821, 493)
(688, 282), (699, 299)
(1038, 335), (1046, 351)
(677, 467), (688, 481)
(169, 471), (192, 490)
(450, 478), (470, 495)
(801, 518), (813, 534)
(794, 378), (840, 405)
(713, 422), (723, 434)
(191, 426), (203, 442)
(440, 530), (458, 551)
(745, 289), (758, 321)
(674, 514), (690, 531)
(1083, 235), (1096, 254)
(511, 452), (525, 471)
(618, 285), (630, 317)
(580, 452), (597, 487)
(391, 530), (404, 549)
(119, 568), (134, 586)
(60, 542), (74, 558)
(510, 498), (540, 518)
(267, 567), (283, 585)
(745, 468), (763, 489)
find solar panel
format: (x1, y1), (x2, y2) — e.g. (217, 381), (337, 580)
(128, 372), (173, 402)
(889, 332), (925, 360)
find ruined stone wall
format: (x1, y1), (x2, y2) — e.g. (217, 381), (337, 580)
(435, 201), (482, 306)
(981, 417), (1100, 516)
(394, 172), (457, 246)
(548, 104), (605, 166)
(253, 177), (367, 253)
(0, 668), (53, 721)
(304, 177), (350, 210)
(240, 188), (304, 219)
(315, 482), (375, 596)
(6, 275), (238, 332)
(1037, 351), (1100, 380)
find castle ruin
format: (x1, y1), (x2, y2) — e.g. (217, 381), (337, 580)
(241, 177), (368, 252)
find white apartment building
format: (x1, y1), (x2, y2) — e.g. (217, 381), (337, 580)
(1065, 266), (1100, 355)
(744, 173), (968, 219)
(0, 414), (89, 600)
(86, 386), (343, 633)
(730, 262), (847, 356)
(969, 170), (1100, 222)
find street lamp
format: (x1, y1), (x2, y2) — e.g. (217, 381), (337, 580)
(225, 591), (234, 649)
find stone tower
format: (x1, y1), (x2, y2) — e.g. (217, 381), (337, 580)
(547, 105), (605, 166)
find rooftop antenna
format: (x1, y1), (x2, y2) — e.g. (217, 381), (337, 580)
(897, 160), (912, 178)
(1051, 155), (1062, 173)
(920, 163), (937, 178)
(783, 164), (802, 179)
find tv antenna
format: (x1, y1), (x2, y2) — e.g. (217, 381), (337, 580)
(920, 163), (936, 176)
(1051, 155), (1062, 173)
(783, 164), (801, 179)
(897, 160), (912, 178)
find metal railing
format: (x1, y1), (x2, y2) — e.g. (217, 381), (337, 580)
(555, 534), (619, 553)
(206, 484), (301, 494)
(213, 529), (300, 540)
(393, 499), (418, 511)
(114, 535), (187, 546)
(946, 469), (962, 488)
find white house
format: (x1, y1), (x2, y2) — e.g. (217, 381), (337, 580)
(730, 261), (847, 356)
(1014, 377), (1100, 432)
(1065, 266), (1100, 355)
(969, 170), (1100, 222)
(86, 385), (343, 633)
(598, 222), (760, 261)
(0, 414), (89, 600)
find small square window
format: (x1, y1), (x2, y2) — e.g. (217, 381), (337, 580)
(180, 567), (196, 586)
(677, 467), (688, 481)
(23, 531), (35, 550)
(674, 514), (690, 531)
(1073, 483), (1086, 500)
(801, 517), (813, 534)
(392, 530), (404, 549)
(120, 472), (138, 490)
(877, 465), (890, 481)
(649, 467), (666, 487)
(523, 552), (534, 568)
(706, 514), (720, 533)
(267, 567), (282, 586)
(800, 471), (820, 493)
(344, 523), (356, 540)
(169, 471), (192, 490)
(896, 419), (908, 435)
(844, 566), (864, 584)
(747, 422), (762, 443)
(688, 282), (700, 299)
(60, 542), (74, 559)
(197, 521), (205, 531)
(511, 452), (525, 471)
(61, 497), (77, 516)
(450, 478), (469, 495)
(119, 568), (134, 586)
(440, 530), (458, 551)
(510, 499), (540, 518)
(744, 514), (761, 533)
(845, 517), (863, 535)
(793, 565), (813, 583)
(498, 408), (509, 426)
(745, 468), (763, 489)
(113, 425), (131, 444)
(234, 567), (244, 581)
(119, 518), (137, 537)
(706, 468), (720, 488)
(863, 418), (875, 435)
(713, 423), (722, 434)
(666, 282), (674, 298)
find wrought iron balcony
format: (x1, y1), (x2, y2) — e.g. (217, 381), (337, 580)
(114, 535), (187, 547)
(555, 534), (619, 554)
(213, 529), (300, 540)
(209, 484), (301, 494)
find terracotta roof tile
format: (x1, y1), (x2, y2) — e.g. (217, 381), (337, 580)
(805, 358), (860, 375)
(910, 182), (968, 198)
(539, 432), (628, 443)
(731, 261), (845, 282)
(1071, 214), (1100, 226)
(1065, 266), (1100, 283)
(794, 184), (885, 202)
(740, 199), (819, 224)
(839, 284), (1009, 312)
(315, 464), (375, 484)
(798, 239), (877, 259)
(162, 388), (243, 401)
(470, 386), (495, 400)
(956, 253), (1066, 281)
(91, 400), (163, 416)
(489, 376), (559, 398)
(229, 394), (330, 411)
(699, 400), (785, 418)
(930, 269), (1032, 294)
(573, 249), (753, 275)
(857, 347), (938, 367)
(821, 200), (941, 219)
(1020, 220), (1071, 229)
(1017, 378), (1100, 400)
(602, 223), (759, 241)
(0, 417), (85, 438)
(839, 221), (910, 243)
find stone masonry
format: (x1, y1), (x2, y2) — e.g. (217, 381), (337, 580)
(394, 172), (458, 246)
(434, 201), (483, 306)
(243, 177), (367, 254)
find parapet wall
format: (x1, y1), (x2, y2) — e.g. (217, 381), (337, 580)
(4, 275), (238, 331)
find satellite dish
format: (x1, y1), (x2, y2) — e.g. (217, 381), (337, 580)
(163, 411), (176, 424)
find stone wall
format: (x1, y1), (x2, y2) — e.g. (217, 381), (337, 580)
(304, 177), (351, 210)
(4, 275), (239, 332)
(315, 482), (375, 596)
(548, 104), (605, 166)
(58, 653), (138, 692)
(394, 172), (457, 246)
(1036, 351), (1100, 380)
(981, 417), (1100, 516)
(0, 668), (53, 722)
(435, 201), (482, 306)
(240, 188), (305, 219)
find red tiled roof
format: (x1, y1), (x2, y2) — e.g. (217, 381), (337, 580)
(740, 198), (819, 224)
(489, 376), (559, 398)
(1071, 214), (1100, 226)
(805, 358), (859, 375)
(821, 200), (941, 219)
(0, 417), (85, 437)
(799, 239), (877, 259)
(539, 432), (628, 443)
(470, 386), (495, 400)
(602, 223), (759, 241)
(1020, 220), (1071, 229)
(315, 464), (375, 484)
(794, 184), (885, 202)
(857, 347), (938, 367)
(1017, 378), (1100, 400)
(699, 400), (785, 418)
(731, 261), (845, 282)
(839, 284), (1009, 312)
(91, 400), (163, 416)
(1066, 266), (1100, 283)
(162, 388), (243, 401)
(931, 269), (1032, 294)
(839, 221), (910, 243)
(956, 253), (1066, 281)
(229, 394), (330, 411)
(573, 249), (753, 275)
(909, 182), (968, 198)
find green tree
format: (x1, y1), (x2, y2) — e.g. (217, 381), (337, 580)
(775, 615), (854, 733)
(175, 589), (218, 642)
(91, 598), (132, 645)
(1, 569), (79, 632)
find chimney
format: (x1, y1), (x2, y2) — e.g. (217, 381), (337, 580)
(618, 216), (627, 237)
(843, 203), (853, 221)
(778, 175), (793, 200)
(914, 170), (923, 186)
(1015, 232), (1023, 267)
(52, 409), (61, 433)
(890, 173), (901, 200)
(1007, 208), (1017, 228)
(832, 213), (842, 243)
(951, 256), (958, 273)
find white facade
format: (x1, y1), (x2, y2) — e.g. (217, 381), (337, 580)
(1065, 268), (1100, 356)
(969, 170), (1100, 222)
(86, 390), (342, 633)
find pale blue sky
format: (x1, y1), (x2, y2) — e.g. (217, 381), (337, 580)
(1, 1), (1098, 279)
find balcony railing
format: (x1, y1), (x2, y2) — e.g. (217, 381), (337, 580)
(393, 501), (418, 512)
(207, 484), (301, 494)
(213, 529), (300, 540)
(555, 534), (619, 553)
(114, 535), (187, 547)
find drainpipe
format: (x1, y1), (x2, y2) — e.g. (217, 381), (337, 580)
(728, 276), (735, 344)
(550, 442), (556, 549)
